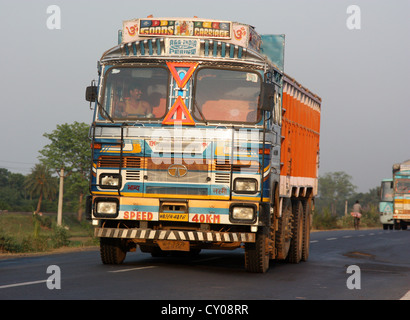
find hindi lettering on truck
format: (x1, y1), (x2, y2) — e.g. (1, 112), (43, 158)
(85, 17), (322, 273)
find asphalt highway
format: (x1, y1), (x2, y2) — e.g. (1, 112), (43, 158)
(1, 228), (409, 302)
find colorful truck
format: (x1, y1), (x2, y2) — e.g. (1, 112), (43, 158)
(392, 160), (410, 230)
(379, 178), (394, 229)
(85, 17), (321, 273)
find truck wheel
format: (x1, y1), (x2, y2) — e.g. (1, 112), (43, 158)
(100, 237), (127, 264)
(245, 228), (269, 273)
(287, 199), (303, 263)
(275, 198), (292, 260)
(301, 198), (312, 262)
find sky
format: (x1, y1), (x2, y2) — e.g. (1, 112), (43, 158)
(0, 0), (409, 193)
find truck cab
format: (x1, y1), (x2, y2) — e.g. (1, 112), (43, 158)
(85, 17), (321, 273)
(392, 160), (410, 230)
(379, 178), (394, 229)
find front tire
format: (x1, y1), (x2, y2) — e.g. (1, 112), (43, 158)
(245, 228), (269, 273)
(100, 237), (127, 264)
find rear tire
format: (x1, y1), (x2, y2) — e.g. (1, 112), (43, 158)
(275, 198), (292, 260)
(287, 199), (303, 264)
(301, 198), (312, 262)
(100, 237), (127, 264)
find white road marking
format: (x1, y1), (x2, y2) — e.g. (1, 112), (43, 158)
(0, 279), (47, 289)
(108, 266), (157, 273)
(400, 290), (410, 300)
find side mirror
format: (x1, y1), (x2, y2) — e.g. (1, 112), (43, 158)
(85, 85), (97, 102)
(260, 82), (275, 112)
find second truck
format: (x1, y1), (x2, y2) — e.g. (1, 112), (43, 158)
(392, 160), (410, 230)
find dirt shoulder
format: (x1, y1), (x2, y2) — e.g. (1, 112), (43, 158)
(0, 245), (98, 260)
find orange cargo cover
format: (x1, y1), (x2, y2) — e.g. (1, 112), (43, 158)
(280, 75), (321, 197)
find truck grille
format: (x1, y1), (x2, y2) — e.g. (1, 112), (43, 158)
(146, 186), (208, 195)
(97, 156), (142, 168)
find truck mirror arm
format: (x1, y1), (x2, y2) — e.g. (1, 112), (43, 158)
(85, 82), (114, 123)
(260, 82), (275, 112)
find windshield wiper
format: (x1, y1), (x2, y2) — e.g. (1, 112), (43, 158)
(193, 100), (207, 125)
(96, 100), (114, 123)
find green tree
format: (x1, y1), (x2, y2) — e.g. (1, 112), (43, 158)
(349, 186), (380, 211)
(25, 164), (57, 214)
(65, 171), (89, 221)
(38, 122), (91, 222)
(316, 171), (357, 216)
(0, 168), (30, 212)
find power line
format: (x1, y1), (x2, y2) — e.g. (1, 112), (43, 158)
(0, 159), (37, 165)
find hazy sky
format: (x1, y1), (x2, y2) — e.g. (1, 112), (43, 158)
(0, 0), (409, 192)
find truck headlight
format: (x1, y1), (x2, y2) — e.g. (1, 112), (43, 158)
(233, 178), (258, 193)
(100, 174), (120, 189)
(230, 204), (256, 223)
(94, 198), (119, 217)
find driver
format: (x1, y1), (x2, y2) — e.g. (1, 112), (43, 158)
(117, 86), (153, 118)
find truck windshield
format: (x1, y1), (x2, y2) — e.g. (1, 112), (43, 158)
(102, 67), (168, 120)
(380, 180), (394, 201)
(193, 68), (262, 123)
(395, 179), (410, 194)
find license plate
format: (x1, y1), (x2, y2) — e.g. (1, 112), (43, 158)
(157, 240), (190, 252)
(159, 212), (188, 221)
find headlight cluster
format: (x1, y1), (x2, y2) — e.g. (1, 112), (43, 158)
(100, 174), (120, 189)
(232, 206), (254, 220)
(234, 178), (258, 193)
(230, 204), (256, 223)
(94, 198), (119, 217)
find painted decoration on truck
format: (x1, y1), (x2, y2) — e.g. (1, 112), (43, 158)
(165, 38), (200, 56)
(122, 18), (232, 42)
(162, 96), (195, 125)
(166, 62), (198, 88)
(230, 23), (262, 51)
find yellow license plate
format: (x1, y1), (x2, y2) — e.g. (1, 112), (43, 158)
(157, 240), (190, 251)
(159, 212), (188, 221)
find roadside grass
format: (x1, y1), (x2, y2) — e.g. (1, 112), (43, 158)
(312, 208), (382, 230)
(0, 212), (97, 254)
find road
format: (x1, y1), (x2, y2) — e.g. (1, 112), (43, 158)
(1, 228), (409, 302)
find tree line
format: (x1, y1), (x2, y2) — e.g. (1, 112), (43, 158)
(0, 122), (90, 221)
(314, 171), (381, 229)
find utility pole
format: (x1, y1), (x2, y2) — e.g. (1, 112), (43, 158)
(57, 167), (64, 226)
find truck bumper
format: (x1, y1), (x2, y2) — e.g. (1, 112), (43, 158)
(94, 227), (256, 243)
